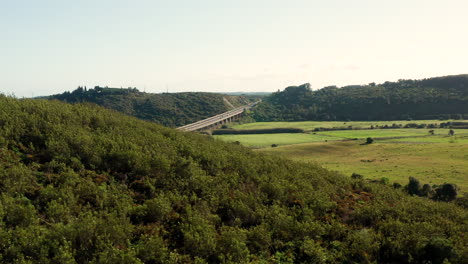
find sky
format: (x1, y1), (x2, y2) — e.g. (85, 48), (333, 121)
(1, 0), (467, 97)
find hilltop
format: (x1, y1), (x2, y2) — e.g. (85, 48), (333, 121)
(253, 74), (468, 121)
(48, 86), (252, 127)
(0, 95), (466, 263)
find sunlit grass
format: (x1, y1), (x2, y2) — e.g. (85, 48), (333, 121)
(258, 140), (468, 192)
(214, 133), (340, 147)
(216, 121), (468, 192)
(316, 128), (468, 139)
(232, 120), (460, 131)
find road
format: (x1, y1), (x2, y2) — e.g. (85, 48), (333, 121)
(177, 101), (260, 132)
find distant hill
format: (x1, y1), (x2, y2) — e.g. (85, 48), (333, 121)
(0, 95), (466, 263)
(253, 74), (468, 121)
(48, 86), (252, 127)
(221, 92), (272, 96)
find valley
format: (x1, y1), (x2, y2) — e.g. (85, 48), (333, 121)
(4, 2), (468, 262)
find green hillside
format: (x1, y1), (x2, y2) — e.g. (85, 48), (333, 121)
(253, 75), (468, 122)
(0, 96), (466, 263)
(48, 86), (251, 127)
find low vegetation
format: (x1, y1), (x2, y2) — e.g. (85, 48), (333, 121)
(0, 96), (466, 263)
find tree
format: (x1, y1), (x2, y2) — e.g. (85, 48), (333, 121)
(434, 184), (458, 202)
(407, 177), (421, 196)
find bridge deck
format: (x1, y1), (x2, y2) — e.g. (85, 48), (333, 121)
(177, 101), (259, 132)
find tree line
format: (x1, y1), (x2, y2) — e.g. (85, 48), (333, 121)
(253, 75), (468, 122)
(48, 86), (251, 127)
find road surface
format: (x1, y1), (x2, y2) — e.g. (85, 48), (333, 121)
(177, 101), (259, 132)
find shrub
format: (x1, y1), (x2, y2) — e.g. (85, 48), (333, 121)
(420, 184), (433, 198)
(379, 177), (389, 185)
(407, 177), (421, 196)
(351, 173), (363, 180)
(434, 184), (458, 202)
(455, 194), (468, 209)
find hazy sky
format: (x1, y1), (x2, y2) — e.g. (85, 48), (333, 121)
(1, 0), (467, 97)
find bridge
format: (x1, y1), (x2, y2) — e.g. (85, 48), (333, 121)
(177, 101), (260, 132)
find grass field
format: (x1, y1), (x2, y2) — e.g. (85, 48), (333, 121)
(258, 140), (468, 191)
(232, 120), (459, 131)
(215, 129), (468, 147)
(316, 128), (468, 139)
(381, 134), (468, 144)
(214, 133), (339, 147)
(215, 121), (468, 192)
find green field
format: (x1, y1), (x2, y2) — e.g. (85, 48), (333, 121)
(232, 120), (458, 131)
(316, 128), (468, 139)
(215, 129), (468, 147)
(258, 140), (468, 191)
(381, 134), (468, 144)
(214, 133), (338, 147)
(216, 121), (468, 192)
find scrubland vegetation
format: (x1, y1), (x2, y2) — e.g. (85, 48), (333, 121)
(0, 95), (466, 263)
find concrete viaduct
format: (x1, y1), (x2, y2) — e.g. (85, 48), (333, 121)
(177, 101), (260, 132)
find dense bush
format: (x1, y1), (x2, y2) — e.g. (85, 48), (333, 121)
(405, 177), (460, 202)
(0, 96), (466, 263)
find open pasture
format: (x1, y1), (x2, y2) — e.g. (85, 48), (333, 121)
(216, 121), (468, 191)
(214, 133), (339, 147)
(215, 128), (468, 147)
(258, 140), (468, 191)
(316, 128), (468, 139)
(232, 120), (456, 131)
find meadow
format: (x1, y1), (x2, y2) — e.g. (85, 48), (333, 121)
(259, 140), (468, 191)
(232, 120), (451, 131)
(215, 121), (468, 191)
(215, 128), (468, 147)
(213, 133), (343, 147)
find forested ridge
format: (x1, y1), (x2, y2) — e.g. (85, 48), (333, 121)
(48, 86), (251, 127)
(0, 95), (466, 263)
(253, 75), (468, 121)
